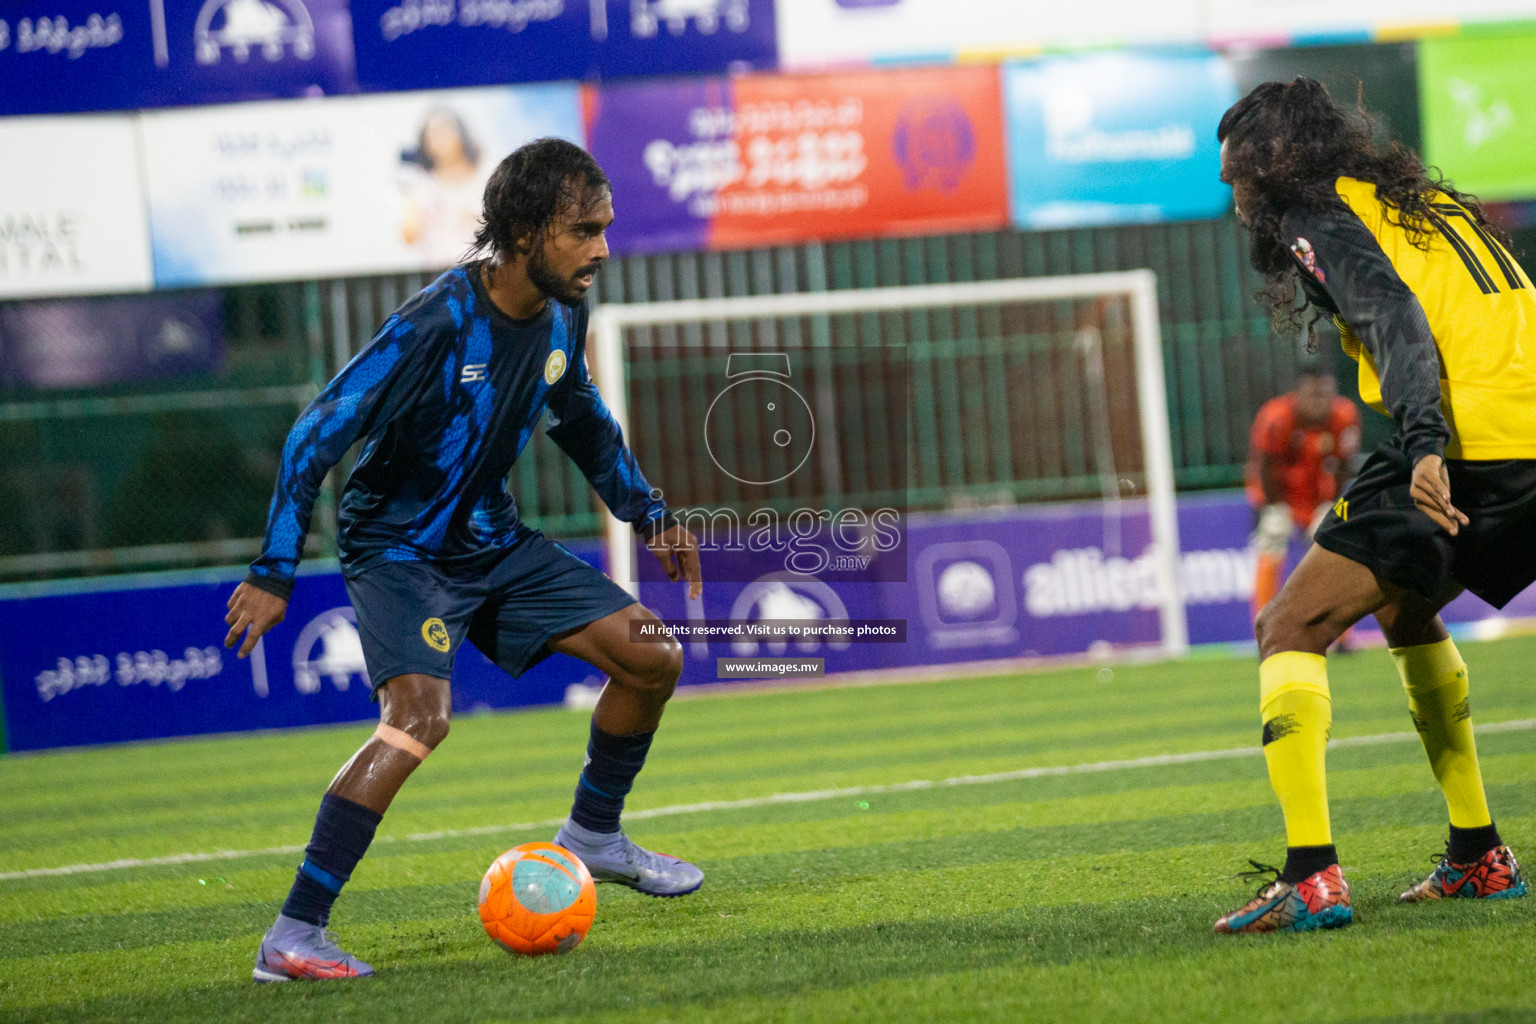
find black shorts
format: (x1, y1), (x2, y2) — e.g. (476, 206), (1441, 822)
(1313, 445), (1536, 608)
(343, 531), (636, 694)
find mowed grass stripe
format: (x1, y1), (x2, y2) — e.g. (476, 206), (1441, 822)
(9, 633), (1535, 813)
(4, 882), (1532, 1023)
(3, 742), (1532, 950)
(6, 794), (1532, 963)
(1, 825), (1528, 970)
(5, 641), (1531, 843)
(4, 724), (1533, 888)
(4, 709), (1528, 856)
(559, 921), (1536, 1024)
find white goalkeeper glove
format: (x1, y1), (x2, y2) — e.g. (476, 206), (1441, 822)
(1250, 503), (1293, 557)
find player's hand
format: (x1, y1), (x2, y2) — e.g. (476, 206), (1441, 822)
(647, 524), (703, 601)
(224, 582), (288, 658)
(1410, 454), (1469, 537)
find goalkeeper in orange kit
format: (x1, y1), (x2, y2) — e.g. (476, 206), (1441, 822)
(1246, 367), (1360, 621)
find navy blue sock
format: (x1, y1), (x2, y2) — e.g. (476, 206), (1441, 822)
(568, 725), (655, 835)
(280, 793), (383, 926)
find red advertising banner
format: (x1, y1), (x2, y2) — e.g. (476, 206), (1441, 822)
(588, 64), (1009, 254)
(713, 66), (1009, 248)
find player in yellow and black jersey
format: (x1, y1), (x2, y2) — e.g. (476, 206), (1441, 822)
(1210, 78), (1531, 935)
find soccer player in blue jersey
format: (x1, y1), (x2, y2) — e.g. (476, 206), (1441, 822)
(224, 139), (705, 982)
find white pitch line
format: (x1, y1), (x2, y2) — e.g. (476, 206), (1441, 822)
(5, 718), (1534, 883)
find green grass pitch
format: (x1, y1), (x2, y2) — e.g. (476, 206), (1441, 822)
(4, 636), (1536, 1023)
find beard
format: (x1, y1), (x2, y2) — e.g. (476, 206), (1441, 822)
(527, 241), (599, 305)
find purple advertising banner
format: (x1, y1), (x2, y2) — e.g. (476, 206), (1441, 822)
(0, 0), (358, 116)
(640, 492), (1536, 688)
(0, 290), (223, 389)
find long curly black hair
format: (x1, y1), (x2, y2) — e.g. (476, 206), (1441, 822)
(1217, 77), (1498, 339)
(470, 138), (609, 262)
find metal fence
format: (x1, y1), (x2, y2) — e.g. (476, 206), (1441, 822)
(0, 214), (1316, 581)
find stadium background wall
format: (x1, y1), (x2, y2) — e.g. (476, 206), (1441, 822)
(9, 35), (1525, 583)
(2, 39), (1530, 580)
(0, 208), (1450, 583)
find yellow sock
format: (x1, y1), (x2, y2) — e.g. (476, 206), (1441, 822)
(1259, 652), (1333, 847)
(1391, 638), (1492, 829)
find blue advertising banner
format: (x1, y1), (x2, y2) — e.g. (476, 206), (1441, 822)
(351, 0), (775, 93)
(1003, 52), (1237, 229)
(0, 541), (610, 752)
(585, 76), (724, 255)
(0, 0), (358, 116)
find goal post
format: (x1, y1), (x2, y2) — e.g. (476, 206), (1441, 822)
(591, 269), (1189, 658)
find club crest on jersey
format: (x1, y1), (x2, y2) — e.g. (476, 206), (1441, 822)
(421, 617), (450, 653)
(544, 349), (568, 386)
(1291, 237), (1325, 283)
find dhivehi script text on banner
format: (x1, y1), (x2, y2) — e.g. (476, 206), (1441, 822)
(587, 64), (1009, 255)
(350, 0), (777, 93)
(0, 0), (358, 116)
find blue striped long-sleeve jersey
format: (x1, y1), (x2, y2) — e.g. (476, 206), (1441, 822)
(246, 265), (670, 598)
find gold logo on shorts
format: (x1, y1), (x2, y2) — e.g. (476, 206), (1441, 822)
(1332, 498), (1348, 522)
(421, 618), (450, 653)
(543, 349), (567, 385)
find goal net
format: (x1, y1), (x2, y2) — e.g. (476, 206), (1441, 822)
(590, 270), (1189, 663)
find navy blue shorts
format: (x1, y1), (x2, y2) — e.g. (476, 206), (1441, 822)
(344, 531), (636, 694)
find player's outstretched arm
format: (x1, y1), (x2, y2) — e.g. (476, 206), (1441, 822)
(224, 581), (289, 658)
(546, 328), (697, 589)
(247, 317), (432, 596)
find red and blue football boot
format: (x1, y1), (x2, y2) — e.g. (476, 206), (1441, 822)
(1399, 844), (1527, 903)
(1214, 861), (1354, 934)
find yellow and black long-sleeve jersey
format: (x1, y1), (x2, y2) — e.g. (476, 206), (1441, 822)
(1283, 175), (1536, 462)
